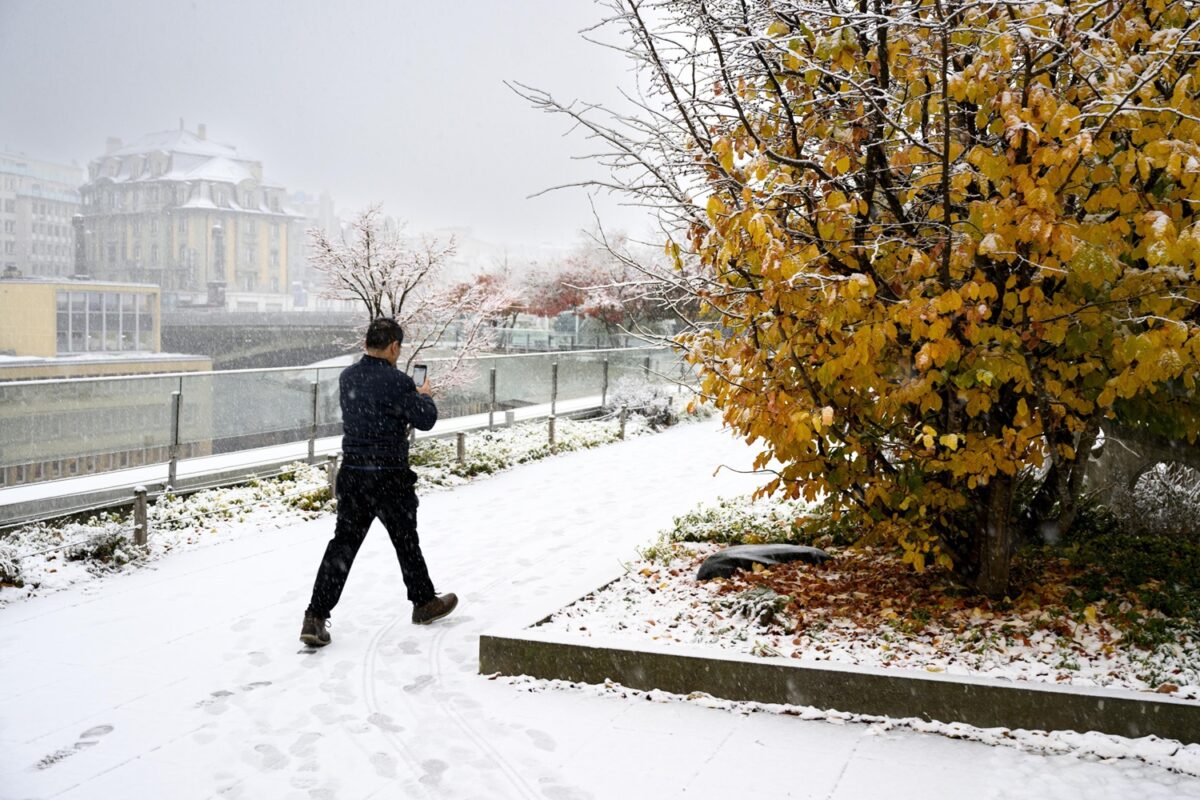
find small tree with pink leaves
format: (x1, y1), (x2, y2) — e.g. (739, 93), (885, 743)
(308, 206), (520, 390)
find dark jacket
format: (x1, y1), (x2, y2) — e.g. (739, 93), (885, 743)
(339, 355), (438, 467)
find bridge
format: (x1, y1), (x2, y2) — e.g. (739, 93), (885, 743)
(161, 311), (636, 369)
(161, 311), (361, 369)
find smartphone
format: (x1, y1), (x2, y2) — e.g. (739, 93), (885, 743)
(411, 364), (428, 386)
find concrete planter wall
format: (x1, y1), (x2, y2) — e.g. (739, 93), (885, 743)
(480, 627), (1200, 744)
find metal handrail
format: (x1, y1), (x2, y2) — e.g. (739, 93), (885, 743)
(0, 345), (672, 388)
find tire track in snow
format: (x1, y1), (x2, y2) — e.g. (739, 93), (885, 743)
(361, 611), (435, 797)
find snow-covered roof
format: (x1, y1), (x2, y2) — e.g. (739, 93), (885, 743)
(109, 129), (239, 160)
(177, 195), (219, 211)
(178, 156), (257, 185)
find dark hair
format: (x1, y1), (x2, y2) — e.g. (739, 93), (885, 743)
(365, 317), (404, 349)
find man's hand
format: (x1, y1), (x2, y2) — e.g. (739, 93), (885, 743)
(417, 376), (433, 396)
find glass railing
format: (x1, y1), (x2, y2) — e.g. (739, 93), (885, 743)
(0, 346), (690, 487)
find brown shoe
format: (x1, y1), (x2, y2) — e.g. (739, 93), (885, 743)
(412, 593), (458, 625)
(300, 611), (331, 647)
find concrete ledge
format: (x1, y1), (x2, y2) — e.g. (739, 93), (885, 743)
(479, 628), (1200, 744)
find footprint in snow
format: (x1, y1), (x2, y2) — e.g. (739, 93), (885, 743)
(541, 784), (593, 800)
(525, 729), (557, 752)
(288, 732), (322, 757)
(34, 724), (114, 770)
(251, 743), (289, 771)
(367, 712), (404, 733)
(196, 682), (271, 711)
(419, 759), (448, 785)
(403, 674), (435, 693)
(370, 751), (398, 779)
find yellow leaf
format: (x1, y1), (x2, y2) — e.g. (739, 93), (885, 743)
(978, 234), (1002, 256)
(939, 433), (960, 451)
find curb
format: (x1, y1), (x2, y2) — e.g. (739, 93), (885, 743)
(479, 627), (1200, 744)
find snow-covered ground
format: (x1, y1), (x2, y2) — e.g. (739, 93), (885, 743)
(2, 421), (1199, 799)
(0, 416), (652, 605)
(541, 540), (1200, 700)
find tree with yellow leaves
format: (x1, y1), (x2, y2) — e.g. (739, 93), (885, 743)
(517, 0), (1200, 597)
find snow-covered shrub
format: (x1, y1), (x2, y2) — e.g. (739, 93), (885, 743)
(638, 495), (830, 564)
(411, 417), (646, 485)
(1127, 462), (1200, 537)
(0, 543), (23, 587)
(668, 495), (816, 546)
(604, 377), (680, 429)
(711, 586), (790, 627)
(152, 462), (334, 530)
(65, 529), (139, 568)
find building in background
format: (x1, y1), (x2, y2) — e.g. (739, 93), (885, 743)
(77, 123), (304, 310)
(0, 274), (210, 380)
(0, 151), (83, 278)
(291, 188), (340, 297)
(0, 273), (213, 484)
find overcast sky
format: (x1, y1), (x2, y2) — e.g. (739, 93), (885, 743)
(0, 0), (652, 250)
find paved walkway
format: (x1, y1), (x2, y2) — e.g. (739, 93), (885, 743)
(2, 421), (1198, 799)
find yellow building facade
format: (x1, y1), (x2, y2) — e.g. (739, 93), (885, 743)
(0, 276), (213, 484)
(78, 125), (303, 307)
(0, 276), (211, 380)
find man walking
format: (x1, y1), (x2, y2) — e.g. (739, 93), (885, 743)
(300, 317), (457, 647)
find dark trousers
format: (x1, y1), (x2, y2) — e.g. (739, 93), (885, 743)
(307, 466), (436, 618)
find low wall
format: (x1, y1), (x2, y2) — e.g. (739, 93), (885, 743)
(480, 628), (1200, 744)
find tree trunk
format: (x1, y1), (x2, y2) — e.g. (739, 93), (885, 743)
(973, 475), (1015, 598)
(1058, 424), (1100, 535)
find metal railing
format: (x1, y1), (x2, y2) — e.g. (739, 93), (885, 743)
(0, 346), (690, 489)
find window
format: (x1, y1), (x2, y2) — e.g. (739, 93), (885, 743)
(178, 215), (186, 233)
(106, 243), (116, 263)
(150, 218), (158, 235)
(120, 294), (136, 350)
(87, 292), (103, 351)
(56, 292), (68, 352)
(57, 291), (155, 353)
(70, 293), (85, 351)
(137, 293), (154, 349)
(104, 292), (120, 350)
